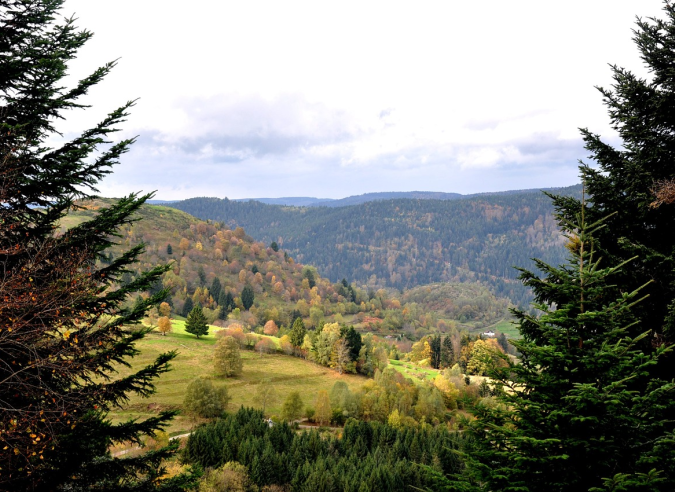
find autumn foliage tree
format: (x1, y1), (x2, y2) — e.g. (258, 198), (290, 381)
(263, 320), (278, 336)
(157, 316), (172, 336)
(0, 1), (194, 489)
(314, 390), (332, 426)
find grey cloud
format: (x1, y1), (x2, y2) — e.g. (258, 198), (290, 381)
(132, 94), (360, 162)
(512, 132), (585, 161)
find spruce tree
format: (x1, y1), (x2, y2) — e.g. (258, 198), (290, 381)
(185, 305), (209, 338)
(197, 265), (207, 286)
(429, 334), (441, 369)
(241, 285), (255, 310)
(0, 1), (194, 489)
(290, 317), (306, 348)
(223, 291), (235, 312)
(217, 291), (229, 321)
(440, 336), (454, 368)
(182, 296), (194, 318)
(210, 277), (222, 304)
(466, 206), (675, 490)
(341, 325), (362, 361)
(550, 1), (675, 370)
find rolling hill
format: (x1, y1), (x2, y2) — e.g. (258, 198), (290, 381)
(61, 199), (513, 338)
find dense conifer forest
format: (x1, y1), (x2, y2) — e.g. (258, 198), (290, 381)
(182, 407), (466, 491)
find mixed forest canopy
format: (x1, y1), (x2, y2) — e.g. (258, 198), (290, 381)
(169, 184), (582, 307)
(62, 198), (512, 338)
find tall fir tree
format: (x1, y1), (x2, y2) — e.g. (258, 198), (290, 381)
(217, 291), (229, 321)
(181, 296), (194, 318)
(0, 1), (195, 489)
(241, 285), (255, 310)
(429, 334), (442, 369)
(341, 325), (362, 362)
(210, 277), (222, 304)
(550, 1), (675, 373)
(185, 305), (209, 339)
(465, 205), (675, 491)
(290, 317), (307, 348)
(223, 291), (235, 312)
(440, 336), (454, 368)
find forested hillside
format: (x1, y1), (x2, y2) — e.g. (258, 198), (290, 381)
(170, 185), (581, 306)
(61, 199), (510, 336)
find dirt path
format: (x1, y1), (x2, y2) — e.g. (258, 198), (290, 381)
(111, 432), (192, 457)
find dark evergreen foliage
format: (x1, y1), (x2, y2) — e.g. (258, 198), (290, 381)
(0, 0), (195, 488)
(341, 325), (362, 361)
(166, 243), (172, 255)
(550, 3), (675, 375)
(220, 291), (235, 313)
(241, 285), (254, 310)
(290, 317), (306, 348)
(210, 277), (222, 304)
(181, 296), (194, 318)
(185, 305), (209, 338)
(466, 206), (675, 490)
(429, 334), (442, 369)
(183, 407), (467, 491)
(337, 278), (357, 302)
(302, 266), (316, 289)
(440, 336), (455, 368)
(197, 265), (206, 286)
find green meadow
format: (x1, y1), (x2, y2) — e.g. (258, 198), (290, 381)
(108, 325), (368, 435)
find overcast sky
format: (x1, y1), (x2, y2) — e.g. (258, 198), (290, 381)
(60, 0), (664, 200)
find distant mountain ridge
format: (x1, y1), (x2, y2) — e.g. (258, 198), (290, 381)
(233, 185), (579, 208)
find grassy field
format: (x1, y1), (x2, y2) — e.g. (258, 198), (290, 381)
(108, 328), (367, 435)
(489, 318), (521, 338)
(388, 359), (440, 383)
(387, 359), (490, 390)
